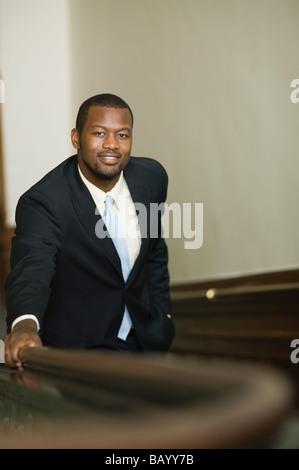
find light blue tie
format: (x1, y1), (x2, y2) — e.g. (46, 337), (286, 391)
(103, 195), (132, 340)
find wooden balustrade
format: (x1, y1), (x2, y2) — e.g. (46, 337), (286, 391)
(170, 282), (299, 358)
(0, 225), (14, 305)
(169, 268), (299, 404)
(0, 347), (295, 449)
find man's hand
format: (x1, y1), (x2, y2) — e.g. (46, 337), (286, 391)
(3, 319), (42, 368)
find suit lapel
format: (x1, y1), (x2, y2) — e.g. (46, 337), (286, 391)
(65, 158), (123, 278)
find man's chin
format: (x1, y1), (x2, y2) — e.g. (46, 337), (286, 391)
(91, 163), (124, 182)
(94, 159), (129, 180)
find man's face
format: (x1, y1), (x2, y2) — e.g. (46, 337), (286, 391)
(71, 106), (133, 191)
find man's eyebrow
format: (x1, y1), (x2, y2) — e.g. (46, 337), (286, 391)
(90, 124), (132, 132)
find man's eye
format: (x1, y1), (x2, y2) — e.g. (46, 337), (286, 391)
(95, 132), (105, 136)
(118, 133), (128, 138)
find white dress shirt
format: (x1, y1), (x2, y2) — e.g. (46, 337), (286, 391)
(78, 166), (141, 268)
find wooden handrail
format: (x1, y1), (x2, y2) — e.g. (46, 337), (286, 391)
(170, 267), (299, 292)
(0, 347), (294, 448)
(170, 279), (299, 364)
(171, 282), (299, 300)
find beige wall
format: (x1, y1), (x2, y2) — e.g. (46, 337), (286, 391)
(70, 0), (299, 283)
(0, 0), (73, 225)
(1, 0), (299, 291)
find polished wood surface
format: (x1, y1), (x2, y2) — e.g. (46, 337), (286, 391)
(0, 225), (14, 304)
(170, 267), (299, 291)
(170, 282), (299, 358)
(0, 347), (294, 449)
(169, 268), (299, 418)
(170, 270), (299, 362)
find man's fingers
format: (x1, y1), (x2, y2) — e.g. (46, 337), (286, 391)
(4, 346), (20, 368)
(4, 333), (42, 368)
(5, 342), (23, 368)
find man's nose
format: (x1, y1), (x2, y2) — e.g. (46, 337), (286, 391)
(103, 133), (118, 149)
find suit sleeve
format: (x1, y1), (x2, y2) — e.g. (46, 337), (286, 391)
(145, 236), (172, 317)
(5, 191), (62, 332)
(144, 167), (172, 318)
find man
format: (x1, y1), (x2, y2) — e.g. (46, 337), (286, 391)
(4, 93), (175, 368)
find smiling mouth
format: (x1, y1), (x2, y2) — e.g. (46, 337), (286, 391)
(98, 154), (121, 164)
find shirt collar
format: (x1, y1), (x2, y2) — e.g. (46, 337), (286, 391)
(78, 164), (125, 210)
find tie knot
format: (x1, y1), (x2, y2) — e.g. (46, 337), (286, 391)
(105, 195), (114, 206)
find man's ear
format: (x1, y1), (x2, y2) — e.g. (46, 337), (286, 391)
(71, 128), (80, 150)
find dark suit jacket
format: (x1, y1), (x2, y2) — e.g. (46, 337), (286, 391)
(6, 155), (175, 352)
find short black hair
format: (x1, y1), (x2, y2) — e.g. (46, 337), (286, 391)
(75, 93), (134, 133)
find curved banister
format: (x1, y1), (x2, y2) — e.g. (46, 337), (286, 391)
(171, 282), (299, 300)
(0, 347), (295, 448)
